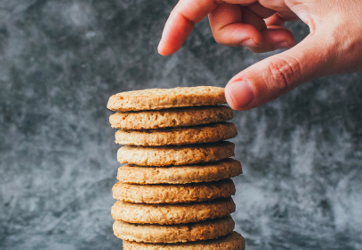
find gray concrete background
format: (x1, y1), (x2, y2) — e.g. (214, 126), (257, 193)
(1, 0), (362, 249)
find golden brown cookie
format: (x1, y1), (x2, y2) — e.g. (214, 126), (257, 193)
(115, 123), (237, 146)
(109, 106), (234, 130)
(117, 159), (242, 184)
(113, 215), (235, 243)
(122, 232), (245, 250)
(112, 179), (235, 204)
(117, 142), (235, 166)
(111, 198), (235, 225)
(107, 86), (226, 112)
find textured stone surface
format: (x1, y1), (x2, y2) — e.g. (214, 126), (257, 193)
(0, 0), (362, 250)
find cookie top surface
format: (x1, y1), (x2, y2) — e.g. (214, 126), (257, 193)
(112, 198), (235, 225)
(117, 141), (235, 166)
(122, 232), (245, 250)
(109, 106), (234, 130)
(117, 158), (242, 184)
(113, 215), (235, 244)
(112, 179), (235, 204)
(107, 86), (226, 111)
(115, 123), (237, 146)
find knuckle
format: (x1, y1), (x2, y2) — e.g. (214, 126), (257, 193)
(213, 32), (227, 45)
(212, 26), (239, 46)
(266, 57), (303, 91)
(213, 35), (223, 44)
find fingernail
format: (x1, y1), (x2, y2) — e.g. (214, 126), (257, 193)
(274, 41), (290, 50)
(226, 80), (254, 109)
(240, 39), (258, 48)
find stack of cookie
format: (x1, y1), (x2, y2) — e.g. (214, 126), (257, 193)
(107, 86), (245, 249)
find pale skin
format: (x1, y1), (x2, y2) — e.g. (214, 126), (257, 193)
(158, 0), (362, 110)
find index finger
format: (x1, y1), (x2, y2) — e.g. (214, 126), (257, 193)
(158, 0), (256, 56)
(158, 0), (217, 56)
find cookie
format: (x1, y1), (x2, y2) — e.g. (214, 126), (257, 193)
(112, 179), (235, 204)
(115, 123), (237, 146)
(117, 142), (235, 166)
(113, 215), (234, 243)
(109, 106), (234, 130)
(107, 86), (226, 112)
(122, 231), (245, 250)
(117, 159), (242, 184)
(111, 198), (235, 225)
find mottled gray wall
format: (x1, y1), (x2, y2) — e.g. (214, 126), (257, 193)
(1, 1), (362, 250)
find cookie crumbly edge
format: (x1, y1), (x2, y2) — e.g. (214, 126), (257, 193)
(113, 215), (235, 243)
(122, 231), (245, 250)
(111, 198), (235, 225)
(117, 142), (235, 166)
(112, 179), (236, 204)
(109, 106), (234, 130)
(107, 86), (226, 111)
(117, 158), (242, 184)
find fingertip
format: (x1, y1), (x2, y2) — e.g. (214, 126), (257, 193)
(157, 33), (181, 56)
(157, 27), (176, 56)
(225, 80), (255, 110)
(157, 41), (164, 55)
(157, 40), (171, 56)
(225, 86), (236, 110)
(157, 12), (195, 56)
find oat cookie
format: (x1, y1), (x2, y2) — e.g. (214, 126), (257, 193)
(112, 179), (235, 204)
(117, 142), (235, 166)
(113, 215), (235, 243)
(115, 123), (236, 146)
(109, 106), (234, 130)
(107, 86), (226, 112)
(115, 123), (237, 146)
(122, 231), (245, 250)
(117, 159), (242, 184)
(111, 198), (235, 225)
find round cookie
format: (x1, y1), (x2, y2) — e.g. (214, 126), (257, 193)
(109, 106), (234, 130)
(107, 86), (226, 112)
(112, 179), (235, 204)
(115, 123), (237, 146)
(122, 231), (245, 250)
(113, 215), (235, 243)
(111, 198), (235, 225)
(117, 142), (235, 166)
(117, 159), (242, 184)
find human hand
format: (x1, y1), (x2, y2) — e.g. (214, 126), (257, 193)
(158, 0), (362, 110)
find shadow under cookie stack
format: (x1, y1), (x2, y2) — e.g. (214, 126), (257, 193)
(107, 86), (245, 249)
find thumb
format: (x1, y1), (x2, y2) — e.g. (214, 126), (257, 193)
(225, 34), (333, 110)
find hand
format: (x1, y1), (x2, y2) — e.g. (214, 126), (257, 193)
(158, 0), (362, 110)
